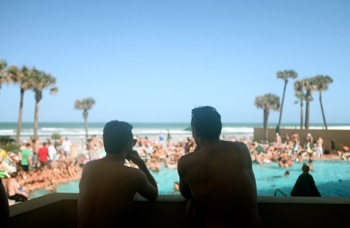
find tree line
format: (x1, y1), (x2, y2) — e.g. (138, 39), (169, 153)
(0, 59), (96, 146)
(254, 70), (333, 141)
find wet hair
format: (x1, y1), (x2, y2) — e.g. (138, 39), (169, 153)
(10, 172), (18, 178)
(302, 163), (310, 173)
(191, 106), (222, 140)
(103, 120), (133, 154)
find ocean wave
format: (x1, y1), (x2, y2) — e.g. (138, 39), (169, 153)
(1, 123), (350, 140)
(0, 130), (15, 135)
(221, 127), (254, 134)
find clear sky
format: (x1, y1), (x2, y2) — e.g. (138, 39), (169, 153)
(0, 0), (349, 124)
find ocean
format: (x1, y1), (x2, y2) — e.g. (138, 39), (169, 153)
(1, 122), (350, 149)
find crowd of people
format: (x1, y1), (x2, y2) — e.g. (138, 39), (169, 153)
(1, 106), (346, 227)
(247, 132), (326, 170)
(0, 137), (85, 203)
(0, 122), (347, 208)
(0, 129), (342, 204)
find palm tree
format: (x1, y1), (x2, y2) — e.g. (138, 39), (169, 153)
(254, 93), (280, 141)
(313, 75), (333, 130)
(0, 59), (8, 91)
(276, 70), (298, 128)
(294, 80), (305, 129)
(74, 98), (96, 139)
(6, 65), (32, 145)
(302, 78), (317, 129)
(31, 68), (58, 138)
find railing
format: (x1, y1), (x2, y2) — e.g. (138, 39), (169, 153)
(274, 189), (287, 196)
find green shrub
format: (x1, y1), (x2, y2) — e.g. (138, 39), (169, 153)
(51, 133), (61, 148)
(0, 144), (19, 153)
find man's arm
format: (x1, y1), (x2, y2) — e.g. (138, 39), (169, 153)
(177, 156), (192, 199)
(128, 150), (158, 201)
(28, 155), (32, 167)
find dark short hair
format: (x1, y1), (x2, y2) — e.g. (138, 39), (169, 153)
(191, 106), (222, 140)
(103, 120), (133, 154)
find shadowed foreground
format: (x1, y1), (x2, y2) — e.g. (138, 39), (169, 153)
(9, 193), (350, 228)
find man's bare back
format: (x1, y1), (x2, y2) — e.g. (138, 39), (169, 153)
(177, 106), (262, 227)
(78, 121), (158, 227)
(178, 141), (261, 226)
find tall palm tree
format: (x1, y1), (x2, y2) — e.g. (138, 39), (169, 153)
(31, 68), (58, 138)
(294, 80), (305, 129)
(254, 93), (280, 141)
(0, 59), (8, 91)
(301, 78), (317, 129)
(276, 70), (298, 128)
(313, 75), (333, 130)
(6, 65), (32, 145)
(74, 98), (96, 139)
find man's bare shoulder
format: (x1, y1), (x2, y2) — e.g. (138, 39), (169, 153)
(177, 152), (197, 172)
(222, 141), (249, 151)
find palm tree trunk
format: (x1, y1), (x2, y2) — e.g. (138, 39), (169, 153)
(84, 118), (88, 139)
(16, 88), (25, 145)
(305, 100), (310, 130)
(278, 81), (287, 127)
(33, 91), (42, 139)
(300, 99), (304, 130)
(263, 109), (269, 142)
(83, 110), (89, 139)
(34, 100), (40, 138)
(319, 92), (328, 130)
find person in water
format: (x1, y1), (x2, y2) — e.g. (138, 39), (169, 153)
(291, 163), (321, 197)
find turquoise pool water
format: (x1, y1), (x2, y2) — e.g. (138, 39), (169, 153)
(29, 160), (350, 198)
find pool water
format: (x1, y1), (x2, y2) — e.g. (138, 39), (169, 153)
(254, 160), (350, 197)
(29, 160), (350, 199)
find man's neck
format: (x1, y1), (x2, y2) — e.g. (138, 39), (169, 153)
(105, 153), (126, 164)
(198, 138), (221, 149)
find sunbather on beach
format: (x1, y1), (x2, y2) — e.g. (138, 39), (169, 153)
(78, 120), (158, 227)
(7, 172), (29, 202)
(177, 106), (262, 227)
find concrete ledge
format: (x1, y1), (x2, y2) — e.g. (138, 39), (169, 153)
(9, 194), (350, 227)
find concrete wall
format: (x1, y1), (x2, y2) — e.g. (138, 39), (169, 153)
(8, 193), (350, 228)
(254, 128), (350, 152)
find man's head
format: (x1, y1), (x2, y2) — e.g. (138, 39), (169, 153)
(302, 163), (310, 173)
(103, 120), (133, 155)
(191, 106), (222, 140)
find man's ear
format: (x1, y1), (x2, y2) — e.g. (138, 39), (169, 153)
(192, 127), (197, 139)
(123, 142), (131, 153)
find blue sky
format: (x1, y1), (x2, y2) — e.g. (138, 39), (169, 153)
(1, 0), (349, 124)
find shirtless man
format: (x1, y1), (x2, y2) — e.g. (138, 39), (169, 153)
(177, 106), (262, 227)
(7, 172), (29, 202)
(315, 136), (323, 159)
(78, 120), (158, 227)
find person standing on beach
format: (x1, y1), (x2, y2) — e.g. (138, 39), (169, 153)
(315, 136), (324, 159)
(78, 120), (158, 227)
(20, 143), (32, 172)
(38, 142), (50, 168)
(167, 128), (171, 144)
(31, 138), (39, 168)
(177, 106), (262, 227)
(47, 140), (57, 161)
(61, 137), (72, 157)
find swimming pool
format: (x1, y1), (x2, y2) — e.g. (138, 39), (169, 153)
(29, 160), (350, 199)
